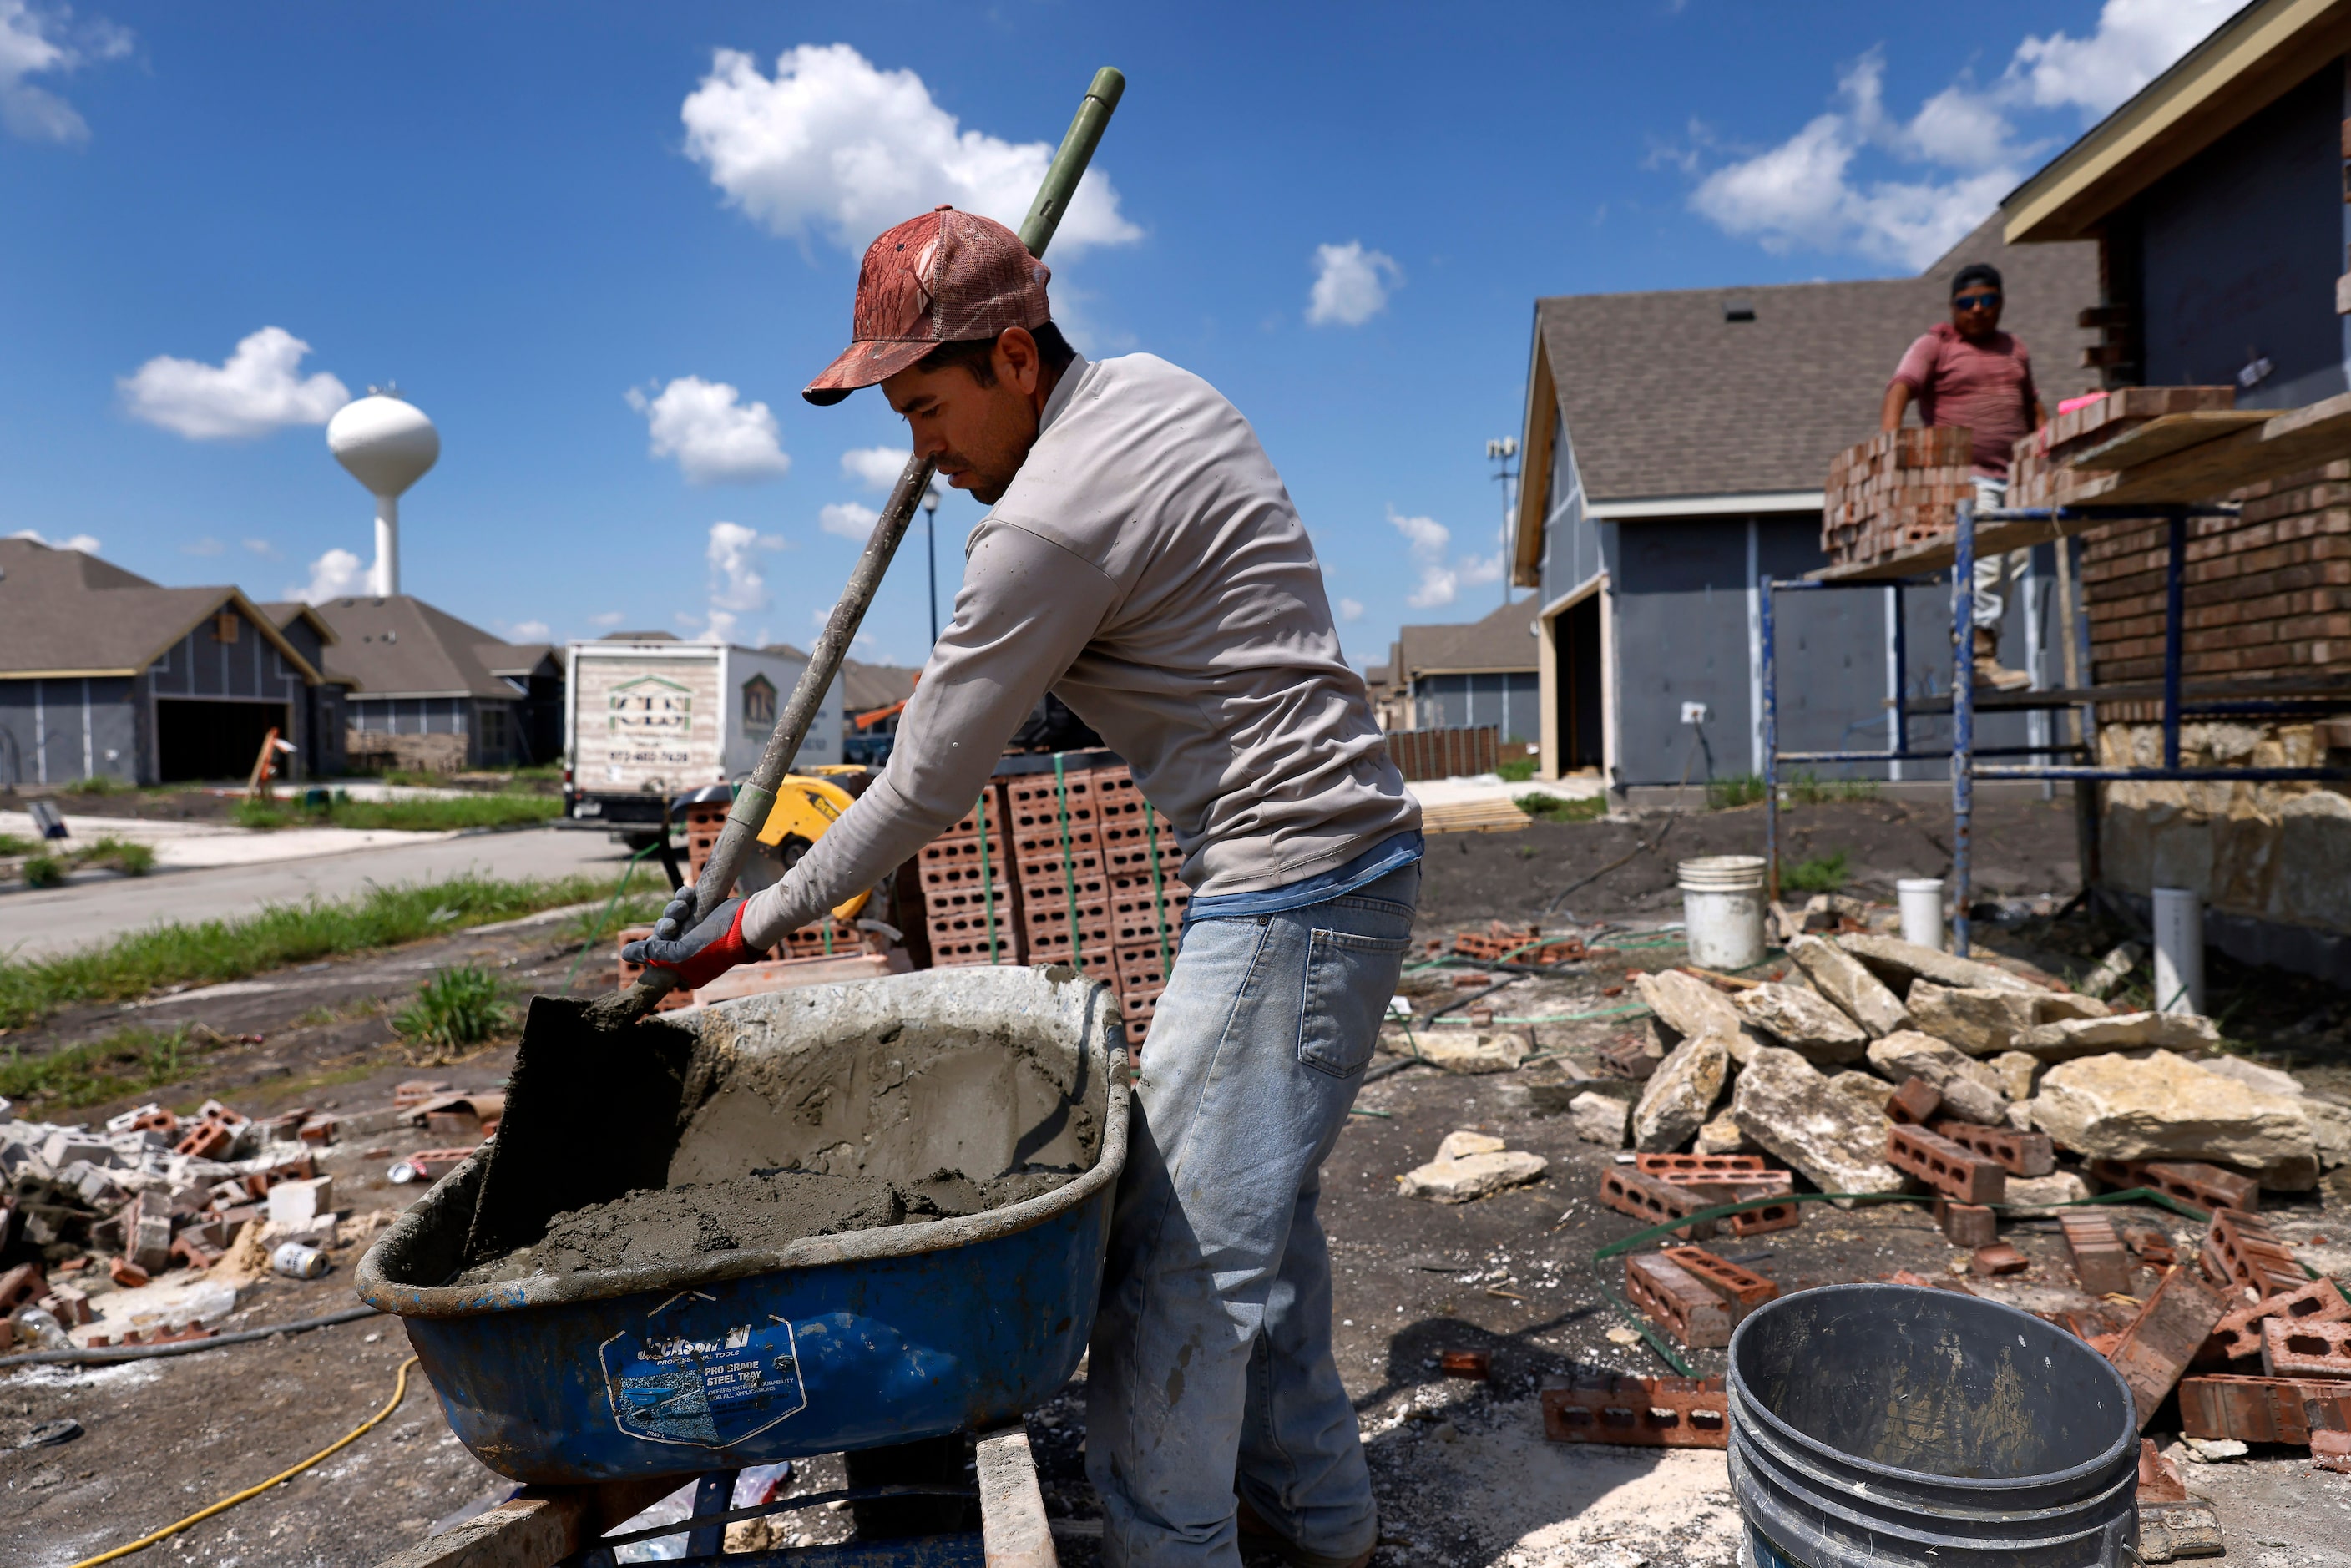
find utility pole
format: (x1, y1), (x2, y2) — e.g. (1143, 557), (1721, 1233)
(1486, 436), (1519, 608)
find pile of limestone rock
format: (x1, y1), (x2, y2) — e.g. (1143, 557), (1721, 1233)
(1578, 933), (2341, 1201)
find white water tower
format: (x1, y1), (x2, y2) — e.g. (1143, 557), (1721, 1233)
(326, 387), (439, 597)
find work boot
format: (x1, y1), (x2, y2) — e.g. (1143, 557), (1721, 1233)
(1970, 627), (2031, 691)
(1236, 1496), (1375, 1568)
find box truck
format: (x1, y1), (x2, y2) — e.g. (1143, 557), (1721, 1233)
(563, 638), (842, 845)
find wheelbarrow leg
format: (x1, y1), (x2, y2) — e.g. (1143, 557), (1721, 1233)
(687, 1469), (741, 1560)
(372, 1476), (676, 1568)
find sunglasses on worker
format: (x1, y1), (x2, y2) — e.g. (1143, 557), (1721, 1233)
(1954, 291), (2000, 310)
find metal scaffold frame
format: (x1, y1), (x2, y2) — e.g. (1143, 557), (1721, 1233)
(1760, 499), (2351, 959)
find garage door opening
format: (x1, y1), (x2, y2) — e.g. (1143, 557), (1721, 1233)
(158, 700), (289, 784)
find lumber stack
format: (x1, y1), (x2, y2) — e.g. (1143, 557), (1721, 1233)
(1821, 427), (1972, 566)
(2008, 386), (2238, 508)
(1004, 753), (1188, 1055)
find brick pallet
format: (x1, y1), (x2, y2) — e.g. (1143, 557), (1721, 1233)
(1822, 427), (1972, 567)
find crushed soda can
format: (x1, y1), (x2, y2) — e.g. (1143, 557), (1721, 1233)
(271, 1242), (328, 1280)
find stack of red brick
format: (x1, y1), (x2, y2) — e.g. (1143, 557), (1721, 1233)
(1001, 756), (1189, 1053)
(1821, 427), (1973, 565)
(915, 782), (1024, 968)
(2006, 385), (2237, 510)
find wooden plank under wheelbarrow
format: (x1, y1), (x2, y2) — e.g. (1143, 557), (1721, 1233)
(372, 1429), (1055, 1568)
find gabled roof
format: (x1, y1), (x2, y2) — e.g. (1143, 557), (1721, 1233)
(1510, 215), (2099, 584)
(2005, 0), (2351, 244)
(1393, 597), (1541, 680)
(842, 659), (918, 712)
(304, 594), (540, 701)
(0, 537), (325, 682)
(480, 643), (559, 680)
(256, 601), (340, 647)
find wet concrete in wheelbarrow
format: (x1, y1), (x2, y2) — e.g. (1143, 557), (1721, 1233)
(454, 1165), (1077, 1285)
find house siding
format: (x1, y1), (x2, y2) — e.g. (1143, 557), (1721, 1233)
(1408, 671), (1540, 744)
(0, 676), (140, 787)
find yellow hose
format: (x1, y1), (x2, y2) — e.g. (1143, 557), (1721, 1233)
(68, 1356), (420, 1568)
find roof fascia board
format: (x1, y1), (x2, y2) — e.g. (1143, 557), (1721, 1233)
(1413, 662), (1540, 677)
(1539, 569), (1609, 620)
(1588, 491), (1824, 521)
(2004, 0), (2351, 244)
(1513, 323), (1557, 588)
(0, 669), (144, 680)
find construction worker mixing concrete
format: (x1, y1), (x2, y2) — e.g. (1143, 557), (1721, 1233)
(624, 204), (1421, 1568)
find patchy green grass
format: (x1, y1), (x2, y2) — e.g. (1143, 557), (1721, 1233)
(396, 966), (513, 1056)
(1705, 774), (1768, 810)
(58, 776), (135, 797)
(1784, 850), (1853, 894)
(16, 834), (154, 888)
(234, 793), (562, 832)
(0, 1025), (206, 1115)
(1516, 792), (1608, 823)
(0, 833), (36, 856)
(1494, 756), (1538, 783)
(0, 865), (663, 1031)
(1786, 773), (1881, 805)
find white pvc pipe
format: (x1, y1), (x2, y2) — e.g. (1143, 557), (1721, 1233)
(2151, 887), (2205, 1016)
(1897, 878), (1945, 952)
(372, 492), (400, 597)
(1680, 856), (1766, 969)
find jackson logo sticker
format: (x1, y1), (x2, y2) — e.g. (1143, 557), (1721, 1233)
(601, 1292), (808, 1448)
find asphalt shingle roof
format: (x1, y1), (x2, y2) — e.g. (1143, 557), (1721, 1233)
(1393, 597), (1541, 679)
(1534, 215), (2100, 503)
(0, 538), (319, 680)
(295, 595), (536, 701)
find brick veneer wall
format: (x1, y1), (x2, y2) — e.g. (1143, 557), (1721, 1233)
(2081, 458), (2351, 716)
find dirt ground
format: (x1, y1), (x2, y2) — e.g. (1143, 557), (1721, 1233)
(6, 799), (2351, 1566)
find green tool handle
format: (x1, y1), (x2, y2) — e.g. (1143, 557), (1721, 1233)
(600, 67), (1126, 1023)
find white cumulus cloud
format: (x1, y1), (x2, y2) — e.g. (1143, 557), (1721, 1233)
(0, 0), (130, 146)
(1307, 242), (1402, 327)
(241, 537), (279, 559)
(703, 520), (785, 644)
(1681, 3), (2234, 268)
(119, 327), (350, 441)
(503, 620), (552, 643)
(588, 610), (629, 628)
(1389, 507), (1459, 609)
(626, 376), (791, 484)
(290, 548), (367, 605)
(818, 501), (878, 540)
(1337, 597), (1364, 624)
(680, 43), (1141, 256)
(10, 526), (99, 553)
(840, 445), (910, 490)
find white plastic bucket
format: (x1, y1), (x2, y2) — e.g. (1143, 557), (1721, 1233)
(1897, 878), (1945, 951)
(1680, 856), (1767, 970)
(2151, 887), (2204, 1016)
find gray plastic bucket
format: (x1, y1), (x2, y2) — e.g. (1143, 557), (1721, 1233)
(1728, 1284), (2137, 1568)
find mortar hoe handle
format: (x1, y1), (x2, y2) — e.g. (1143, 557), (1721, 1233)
(599, 67), (1127, 1024)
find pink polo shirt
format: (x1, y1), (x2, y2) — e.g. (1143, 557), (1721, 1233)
(1891, 322), (2039, 478)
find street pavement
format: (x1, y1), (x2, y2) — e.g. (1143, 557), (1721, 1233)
(0, 825), (640, 961)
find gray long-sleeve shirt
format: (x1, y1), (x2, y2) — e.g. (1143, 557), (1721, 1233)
(741, 352), (1417, 952)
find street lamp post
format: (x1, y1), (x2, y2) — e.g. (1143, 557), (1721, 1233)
(923, 485), (941, 645)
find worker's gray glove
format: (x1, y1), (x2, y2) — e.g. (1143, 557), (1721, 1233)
(622, 890), (754, 989)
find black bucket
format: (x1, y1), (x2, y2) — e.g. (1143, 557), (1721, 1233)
(1728, 1285), (2137, 1568)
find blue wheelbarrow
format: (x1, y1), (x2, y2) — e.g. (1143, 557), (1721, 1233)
(357, 964), (1128, 1563)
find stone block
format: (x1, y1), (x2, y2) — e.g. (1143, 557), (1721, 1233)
(1864, 1031), (2006, 1125)
(1732, 982), (1868, 1065)
(2028, 1052), (2318, 1190)
(1398, 1150), (1548, 1204)
(2015, 1012), (2222, 1061)
(1631, 1034), (1730, 1153)
(1906, 982), (2041, 1054)
(1730, 1047), (1905, 1198)
(268, 1176), (336, 1230)
(1783, 933), (1910, 1037)
(1837, 933), (2038, 994)
(1692, 1111), (1754, 1156)
(1414, 1030), (1526, 1075)
(1567, 1091), (1627, 1148)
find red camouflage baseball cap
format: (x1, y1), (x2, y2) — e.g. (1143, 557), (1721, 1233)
(803, 205), (1053, 406)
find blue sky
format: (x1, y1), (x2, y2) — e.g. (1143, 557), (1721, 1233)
(0, 1), (2236, 669)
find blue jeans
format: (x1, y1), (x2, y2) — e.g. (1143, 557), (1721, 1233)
(1086, 862), (1419, 1568)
